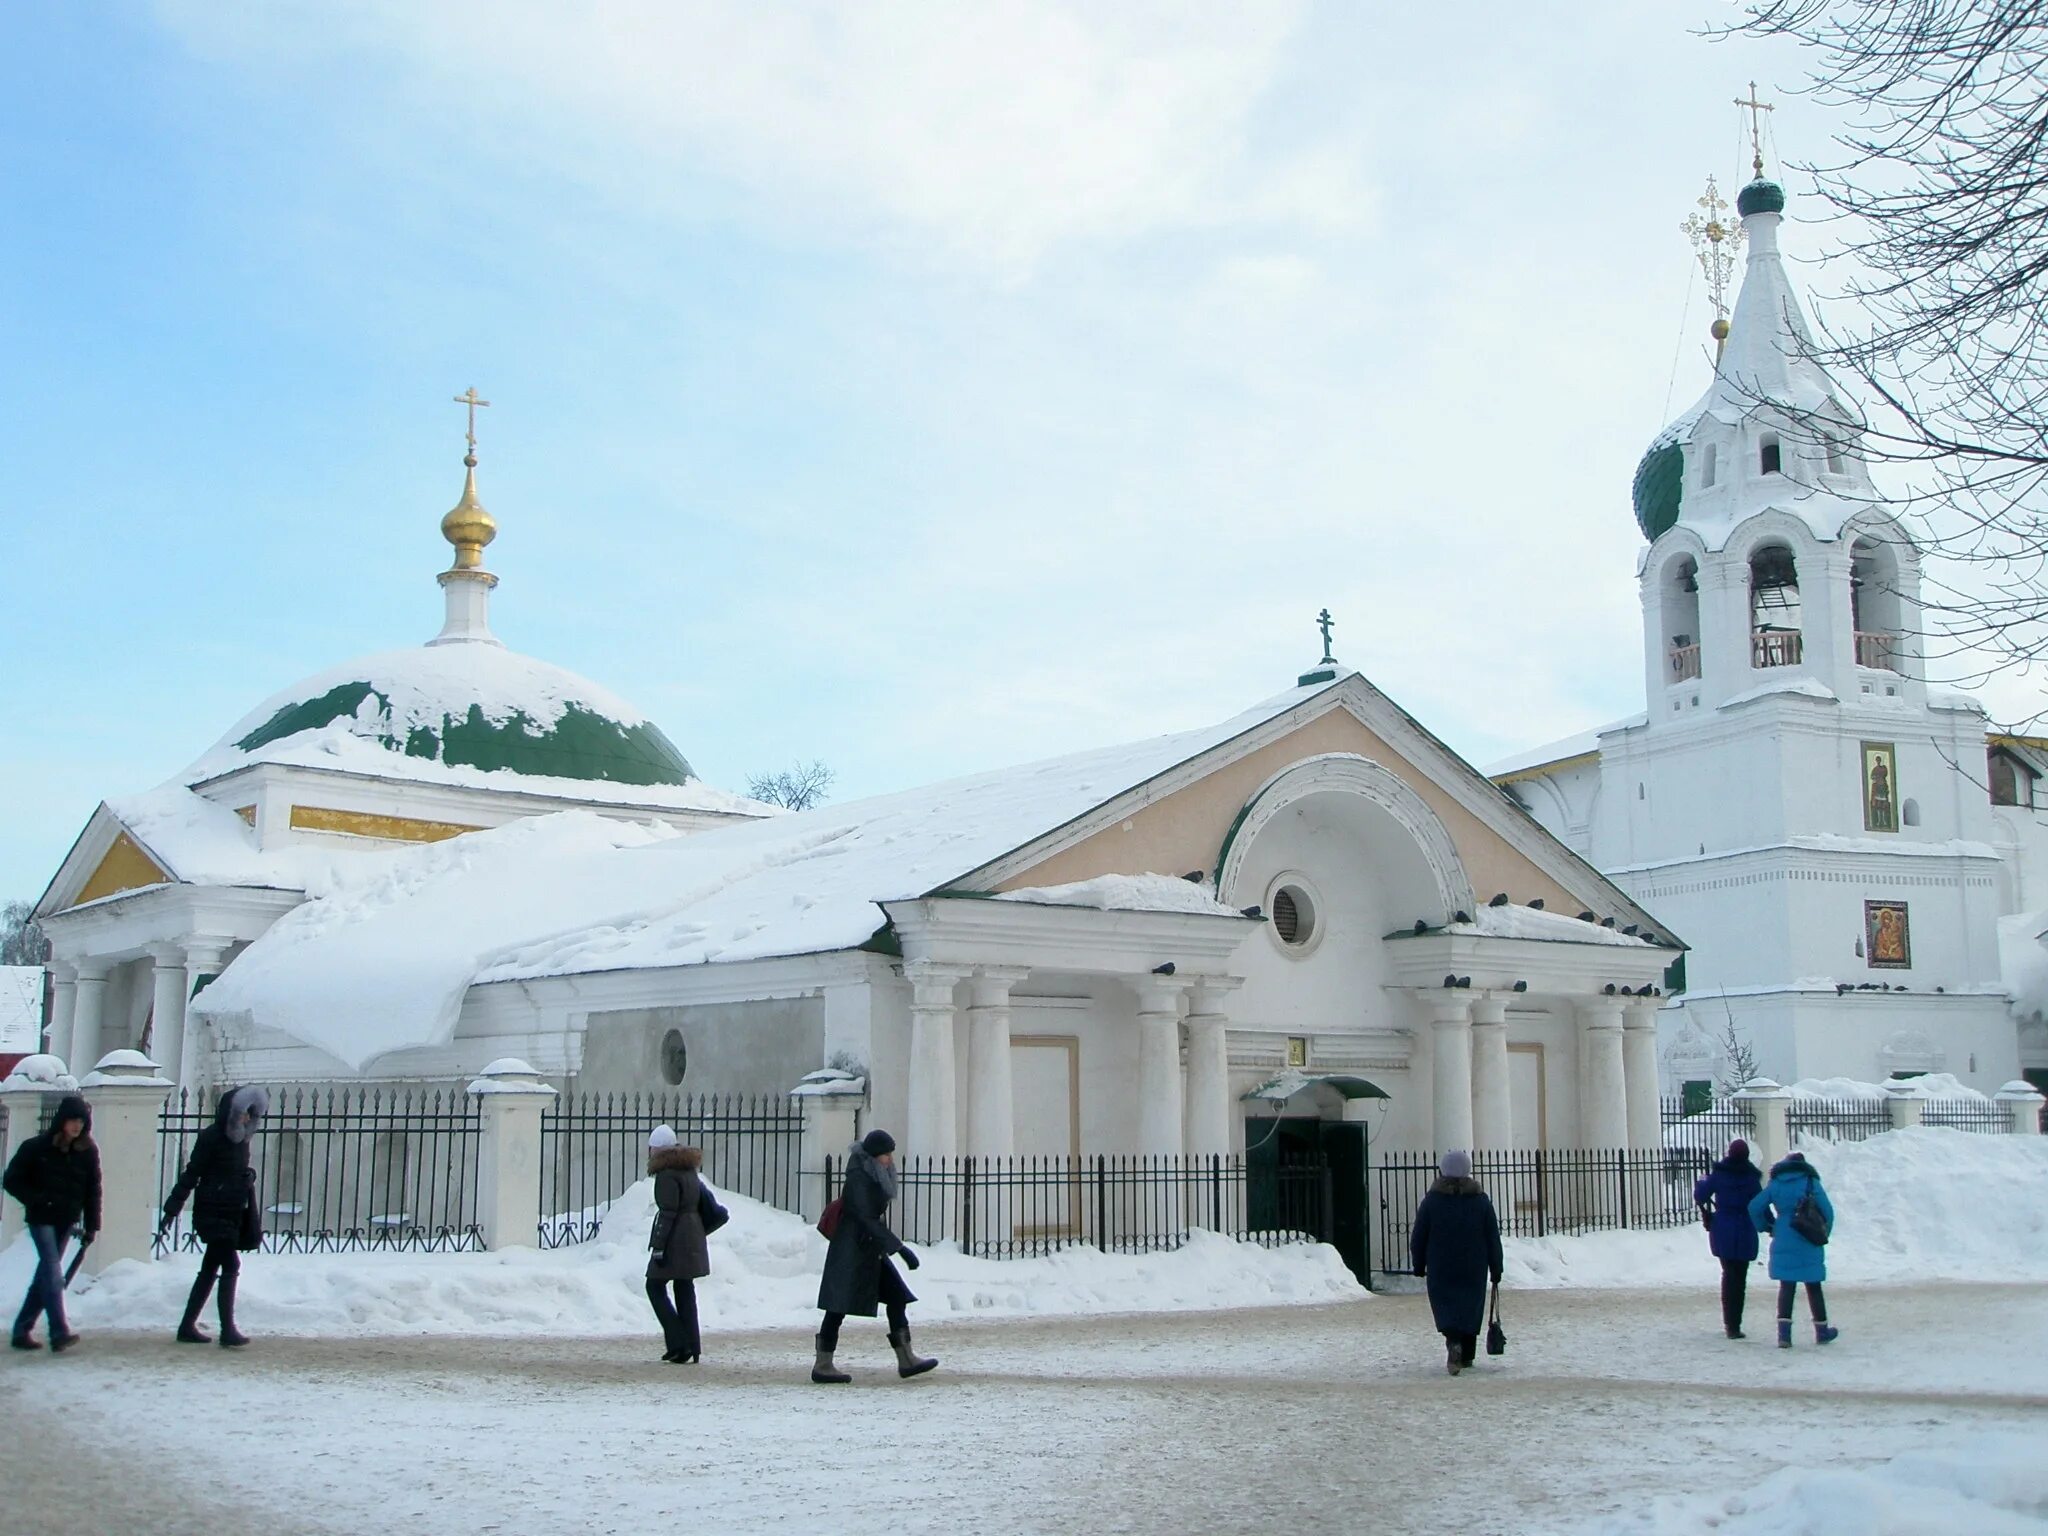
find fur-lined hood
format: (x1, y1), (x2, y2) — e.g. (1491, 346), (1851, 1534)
(647, 1145), (700, 1175)
(1430, 1175), (1484, 1198)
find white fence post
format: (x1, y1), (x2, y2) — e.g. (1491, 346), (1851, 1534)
(79, 1050), (176, 1275)
(1734, 1078), (1791, 1169)
(1995, 1081), (2046, 1136)
(467, 1058), (556, 1252)
(791, 1069), (865, 1221)
(1885, 1081), (1926, 1131)
(0, 1056), (78, 1250)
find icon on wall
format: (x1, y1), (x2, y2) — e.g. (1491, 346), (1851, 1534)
(1861, 741), (1899, 832)
(1865, 899), (1911, 969)
(1286, 1036), (1310, 1069)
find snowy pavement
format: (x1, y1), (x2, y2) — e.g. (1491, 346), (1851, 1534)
(7, 1283), (2045, 1536)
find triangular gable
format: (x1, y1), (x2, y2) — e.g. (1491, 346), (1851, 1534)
(37, 803), (177, 917)
(965, 674), (1677, 944)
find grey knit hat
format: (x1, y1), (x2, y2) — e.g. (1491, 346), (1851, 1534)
(1439, 1149), (1473, 1179)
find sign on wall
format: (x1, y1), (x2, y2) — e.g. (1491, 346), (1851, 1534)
(1865, 899), (1911, 969)
(1861, 741), (1899, 833)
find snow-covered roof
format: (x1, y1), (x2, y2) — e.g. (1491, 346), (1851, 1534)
(0, 967), (42, 1054)
(1445, 904), (1653, 948)
(991, 873), (1244, 917)
(181, 642), (757, 814)
(195, 677), (1347, 1069)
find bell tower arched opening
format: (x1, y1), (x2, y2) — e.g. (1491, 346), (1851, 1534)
(1663, 556), (1702, 683)
(1851, 535), (1903, 673)
(1749, 542), (1802, 668)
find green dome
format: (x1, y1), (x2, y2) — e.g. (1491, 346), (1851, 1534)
(1736, 178), (1785, 217)
(197, 645), (698, 790)
(1632, 431), (1686, 540)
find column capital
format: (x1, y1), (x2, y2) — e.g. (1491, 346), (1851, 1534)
(72, 958), (111, 983)
(1424, 992), (1474, 1025)
(147, 940), (185, 965)
(1469, 994), (1509, 1027)
(1132, 974), (1187, 1016)
(903, 960), (969, 1007)
(1187, 975), (1244, 1012)
(1574, 995), (1625, 1029)
(183, 937), (233, 969)
(966, 966), (1031, 1005)
(1621, 1000), (1662, 1031)
(48, 959), (78, 984)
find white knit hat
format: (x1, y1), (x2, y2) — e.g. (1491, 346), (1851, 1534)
(648, 1124), (678, 1151)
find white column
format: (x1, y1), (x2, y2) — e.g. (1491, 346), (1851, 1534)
(1134, 976), (1187, 1157)
(1622, 1001), (1662, 1150)
(1885, 1082), (1925, 1130)
(1469, 995), (1511, 1154)
(903, 962), (965, 1159)
(467, 1058), (557, 1251)
(148, 943), (189, 1086)
(67, 961), (110, 1078)
(1734, 1077), (1791, 1170)
(181, 939), (230, 1088)
(1996, 1081), (2046, 1136)
(45, 964), (76, 1063)
(1576, 997), (1627, 1149)
(1431, 996), (1475, 1153)
(791, 1073), (866, 1221)
(1184, 978), (1241, 1157)
(964, 967), (1028, 1159)
(79, 1050), (177, 1274)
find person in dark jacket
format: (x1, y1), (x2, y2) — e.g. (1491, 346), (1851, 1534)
(1748, 1149), (1839, 1349)
(811, 1129), (935, 1384)
(1693, 1137), (1763, 1338)
(4, 1094), (100, 1352)
(644, 1126), (714, 1364)
(159, 1084), (269, 1348)
(1409, 1149), (1504, 1376)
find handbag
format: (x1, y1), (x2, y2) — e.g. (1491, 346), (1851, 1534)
(237, 1176), (264, 1254)
(816, 1196), (843, 1239)
(698, 1181), (730, 1235)
(1789, 1176), (1831, 1246)
(1485, 1283), (1507, 1356)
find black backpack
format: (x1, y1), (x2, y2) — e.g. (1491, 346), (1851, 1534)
(1788, 1174), (1831, 1246)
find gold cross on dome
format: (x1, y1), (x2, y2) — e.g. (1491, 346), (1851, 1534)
(1735, 82), (1775, 177)
(453, 387), (491, 453)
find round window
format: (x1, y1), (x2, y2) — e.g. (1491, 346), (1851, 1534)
(660, 1028), (688, 1086)
(1271, 883), (1317, 948)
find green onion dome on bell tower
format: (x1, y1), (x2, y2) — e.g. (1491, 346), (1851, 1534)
(1736, 177), (1785, 217)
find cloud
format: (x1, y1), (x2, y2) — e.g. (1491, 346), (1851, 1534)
(153, 0), (1362, 277)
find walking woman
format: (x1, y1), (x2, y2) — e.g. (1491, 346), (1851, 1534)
(1693, 1137), (1763, 1338)
(160, 1085), (269, 1348)
(811, 1129), (935, 1384)
(645, 1126), (716, 1363)
(4, 1094), (100, 1352)
(1409, 1149), (1503, 1376)
(1748, 1149), (1839, 1348)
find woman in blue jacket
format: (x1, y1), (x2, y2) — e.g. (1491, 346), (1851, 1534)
(1693, 1137), (1762, 1338)
(1747, 1150), (1839, 1348)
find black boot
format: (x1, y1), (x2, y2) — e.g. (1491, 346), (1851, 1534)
(177, 1271), (216, 1344)
(216, 1272), (250, 1348)
(811, 1332), (851, 1384)
(888, 1326), (938, 1379)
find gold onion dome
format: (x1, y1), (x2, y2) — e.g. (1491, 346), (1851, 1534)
(1711, 317), (1731, 342)
(441, 453), (497, 571)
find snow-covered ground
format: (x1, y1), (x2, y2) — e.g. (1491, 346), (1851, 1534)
(3, 1127), (2043, 1534)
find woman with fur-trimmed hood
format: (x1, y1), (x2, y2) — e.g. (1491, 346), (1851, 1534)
(1409, 1149), (1504, 1376)
(645, 1125), (721, 1363)
(160, 1084), (268, 1348)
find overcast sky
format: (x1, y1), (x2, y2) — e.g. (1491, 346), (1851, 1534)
(1, 3), (1988, 903)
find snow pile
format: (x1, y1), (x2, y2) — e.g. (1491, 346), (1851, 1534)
(14, 1182), (1360, 1339)
(1506, 1127), (2048, 1289)
(1566, 1432), (2048, 1536)
(1450, 903), (1654, 947)
(1785, 1072), (1986, 1101)
(992, 873), (1247, 918)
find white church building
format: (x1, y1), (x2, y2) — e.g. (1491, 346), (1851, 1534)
(33, 434), (1683, 1178)
(1491, 169), (2046, 1099)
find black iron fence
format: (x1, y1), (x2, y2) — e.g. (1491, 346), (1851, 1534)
(1375, 1147), (1697, 1274)
(1922, 1099), (2012, 1134)
(1784, 1097), (1894, 1144)
(823, 1153), (1332, 1261)
(154, 1087), (483, 1256)
(538, 1092), (805, 1247)
(1660, 1096), (1754, 1166)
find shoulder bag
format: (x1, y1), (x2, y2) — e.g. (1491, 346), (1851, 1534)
(816, 1196), (843, 1239)
(1789, 1176), (1831, 1246)
(698, 1181), (730, 1234)
(1485, 1282), (1507, 1356)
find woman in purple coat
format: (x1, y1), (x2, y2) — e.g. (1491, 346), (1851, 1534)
(1693, 1137), (1762, 1338)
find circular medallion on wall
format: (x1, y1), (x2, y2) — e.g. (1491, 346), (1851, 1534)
(660, 1027), (689, 1086)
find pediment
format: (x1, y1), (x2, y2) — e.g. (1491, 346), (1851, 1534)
(37, 805), (176, 917)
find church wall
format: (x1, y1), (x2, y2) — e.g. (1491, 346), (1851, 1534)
(1662, 991), (2016, 1093)
(994, 709), (1586, 917)
(576, 999), (824, 1097)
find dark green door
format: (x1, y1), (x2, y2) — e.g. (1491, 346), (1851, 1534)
(1318, 1121), (1368, 1286)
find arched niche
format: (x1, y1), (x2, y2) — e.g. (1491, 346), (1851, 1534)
(1747, 540), (1802, 668)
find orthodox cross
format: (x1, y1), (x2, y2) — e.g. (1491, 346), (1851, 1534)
(1683, 173), (1744, 329)
(1735, 82), (1774, 178)
(453, 387), (491, 457)
(1316, 608), (1336, 665)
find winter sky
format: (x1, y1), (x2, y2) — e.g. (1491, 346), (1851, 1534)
(0, 3), (1967, 903)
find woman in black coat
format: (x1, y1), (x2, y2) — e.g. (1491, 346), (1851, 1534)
(811, 1129), (935, 1384)
(1409, 1149), (1504, 1376)
(644, 1126), (719, 1364)
(160, 1085), (268, 1348)
(4, 1094), (100, 1351)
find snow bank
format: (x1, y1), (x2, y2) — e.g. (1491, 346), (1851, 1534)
(1507, 1127), (2048, 1289)
(992, 873), (1246, 917)
(1449, 903), (1654, 947)
(1999, 908), (2048, 1024)
(1567, 1432), (2048, 1536)
(1785, 1072), (1986, 1101)
(9, 1183), (1359, 1339)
